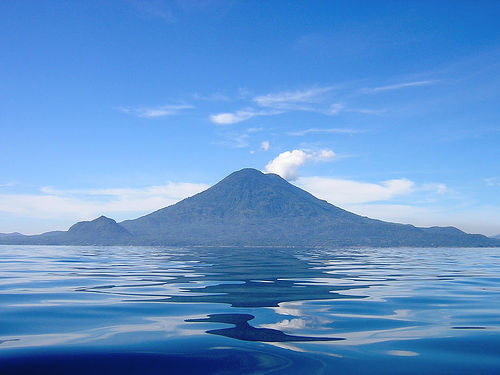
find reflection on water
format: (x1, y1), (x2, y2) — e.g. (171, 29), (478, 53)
(186, 313), (343, 342)
(0, 245), (500, 374)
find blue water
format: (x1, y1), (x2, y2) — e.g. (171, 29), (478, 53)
(1, 245), (500, 374)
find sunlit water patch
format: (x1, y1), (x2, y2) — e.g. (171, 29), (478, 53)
(1, 245), (500, 374)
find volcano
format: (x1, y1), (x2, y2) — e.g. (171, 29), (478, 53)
(1, 168), (498, 247)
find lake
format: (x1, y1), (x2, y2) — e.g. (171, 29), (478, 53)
(0, 245), (499, 374)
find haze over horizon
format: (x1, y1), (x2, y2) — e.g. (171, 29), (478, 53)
(1, 1), (500, 236)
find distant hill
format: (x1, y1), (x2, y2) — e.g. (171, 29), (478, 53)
(0, 217), (130, 246)
(493, 234), (500, 240)
(66, 216), (132, 245)
(0, 232), (23, 238)
(1, 168), (499, 247)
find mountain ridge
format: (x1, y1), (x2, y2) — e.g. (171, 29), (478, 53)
(1, 168), (498, 247)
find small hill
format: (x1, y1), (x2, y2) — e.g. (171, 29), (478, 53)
(66, 216), (132, 245)
(0, 217), (131, 246)
(0, 232), (23, 237)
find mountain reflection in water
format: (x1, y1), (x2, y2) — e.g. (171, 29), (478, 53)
(186, 313), (343, 342)
(166, 247), (367, 307)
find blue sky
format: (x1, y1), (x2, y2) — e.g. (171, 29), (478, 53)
(1, 0), (500, 235)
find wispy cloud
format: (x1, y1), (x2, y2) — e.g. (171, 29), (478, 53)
(217, 133), (251, 148)
(346, 108), (386, 115)
(362, 80), (437, 93)
(324, 103), (344, 115)
(209, 86), (340, 125)
(420, 183), (449, 194)
(484, 177), (500, 187)
(265, 149), (335, 180)
(208, 78), (429, 127)
(209, 109), (281, 125)
(130, 0), (227, 23)
(0, 182), (209, 230)
(215, 127), (263, 148)
(192, 92), (231, 102)
(120, 104), (193, 118)
(253, 87), (333, 109)
(129, 0), (176, 22)
(288, 128), (360, 136)
(0, 182), (17, 188)
(260, 140), (270, 151)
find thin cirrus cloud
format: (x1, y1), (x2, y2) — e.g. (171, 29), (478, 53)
(209, 86), (339, 125)
(325, 103), (344, 115)
(120, 104), (193, 118)
(288, 128), (360, 136)
(215, 127), (263, 148)
(265, 149), (336, 181)
(253, 86), (333, 109)
(209, 79), (434, 125)
(484, 177), (500, 187)
(361, 80), (437, 94)
(209, 78), (434, 126)
(0, 182), (17, 188)
(130, 0), (176, 22)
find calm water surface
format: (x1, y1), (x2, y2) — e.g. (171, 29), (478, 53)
(0, 245), (499, 374)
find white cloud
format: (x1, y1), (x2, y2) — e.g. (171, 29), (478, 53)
(288, 128), (360, 136)
(266, 150), (311, 180)
(209, 111), (253, 125)
(316, 149), (335, 160)
(296, 176), (415, 204)
(265, 149), (335, 180)
(362, 80), (436, 94)
(120, 104), (193, 118)
(260, 141), (270, 151)
(0, 182), (209, 233)
(209, 109), (281, 125)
